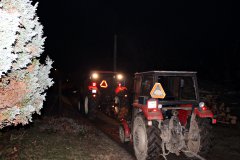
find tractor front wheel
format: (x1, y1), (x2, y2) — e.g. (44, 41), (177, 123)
(119, 125), (128, 143)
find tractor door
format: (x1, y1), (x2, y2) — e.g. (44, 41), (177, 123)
(134, 74), (155, 104)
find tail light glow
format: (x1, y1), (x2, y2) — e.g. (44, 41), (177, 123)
(202, 106), (207, 111)
(212, 119), (217, 124)
(199, 102), (208, 111)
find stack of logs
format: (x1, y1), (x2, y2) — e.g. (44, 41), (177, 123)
(203, 94), (238, 125)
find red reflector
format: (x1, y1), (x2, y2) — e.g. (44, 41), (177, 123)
(202, 106), (207, 111)
(100, 80), (108, 88)
(92, 82), (96, 87)
(212, 119), (217, 124)
(153, 109), (157, 112)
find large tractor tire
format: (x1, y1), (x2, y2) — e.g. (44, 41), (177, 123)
(84, 96), (97, 120)
(119, 125), (129, 143)
(133, 114), (162, 160)
(197, 118), (213, 156)
(77, 99), (85, 114)
(77, 100), (81, 112)
(185, 115), (213, 158)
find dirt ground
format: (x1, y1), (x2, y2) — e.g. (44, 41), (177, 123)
(0, 116), (135, 160)
(0, 114), (239, 160)
(94, 110), (240, 160)
(207, 124), (240, 160)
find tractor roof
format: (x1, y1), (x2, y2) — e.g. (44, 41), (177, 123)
(91, 70), (118, 74)
(135, 71), (197, 76)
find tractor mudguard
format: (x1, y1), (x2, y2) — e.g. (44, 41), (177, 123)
(194, 108), (214, 118)
(120, 119), (131, 139)
(194, 108), (216, 124)
(115, 86), (127, 94)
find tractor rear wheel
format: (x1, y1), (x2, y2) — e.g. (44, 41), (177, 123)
(77, 99), (85, 114)
(84, 96), (97, 120)
(77, 100), (81, 112)
(198, 118), (213, 156)
(133, 114), (162, 160)
(185, 116), (213, 158)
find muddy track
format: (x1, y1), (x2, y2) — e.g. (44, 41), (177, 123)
(91, 111), (136, 158)
(91, 110), (240, 160)
(91, 111), (190, 160)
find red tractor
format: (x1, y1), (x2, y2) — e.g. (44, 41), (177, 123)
(119, 71), (216, 160)
(78, 71), (129, 120)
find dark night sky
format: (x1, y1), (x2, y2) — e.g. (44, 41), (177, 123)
(34, 0), (240, 83)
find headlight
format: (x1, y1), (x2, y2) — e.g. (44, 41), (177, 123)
(199, 102), (205, 108)
(92, 73), (99, 79)
(199, 102), (207, 111)
(117, 74), (123, 80)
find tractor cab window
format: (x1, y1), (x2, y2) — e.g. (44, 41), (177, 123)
(141, 75), (154, 97)
(134, 76), (142, 100)
(158, 76), (196, 101)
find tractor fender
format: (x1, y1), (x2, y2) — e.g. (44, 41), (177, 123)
(194, 108), (214, 118)
(115, 86), (127, 94)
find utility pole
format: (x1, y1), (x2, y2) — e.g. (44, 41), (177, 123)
(113, 34), (117, 72)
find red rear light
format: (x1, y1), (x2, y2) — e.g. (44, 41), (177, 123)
(199, 102), (208, 111)
(92, 82), (97, 87)
(152, 109), (158, 112)
(202, 106), (207, 111)
(212, 119), (217, 124)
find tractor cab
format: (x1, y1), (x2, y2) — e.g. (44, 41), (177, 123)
(134, 71), (199, 106)
(119, 71), (216, 160)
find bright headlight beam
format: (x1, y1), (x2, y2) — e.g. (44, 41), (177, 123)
(117, 74), (123, 80)
(92, 73), (99, 79)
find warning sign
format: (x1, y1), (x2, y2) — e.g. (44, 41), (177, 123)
(100, 80), (108, 88)
(150, 83), (166, 99)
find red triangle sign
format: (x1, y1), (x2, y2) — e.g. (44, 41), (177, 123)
(100, 80), (108, 88)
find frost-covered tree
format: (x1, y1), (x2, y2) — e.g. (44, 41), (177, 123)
(0, 0), (53, 128)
